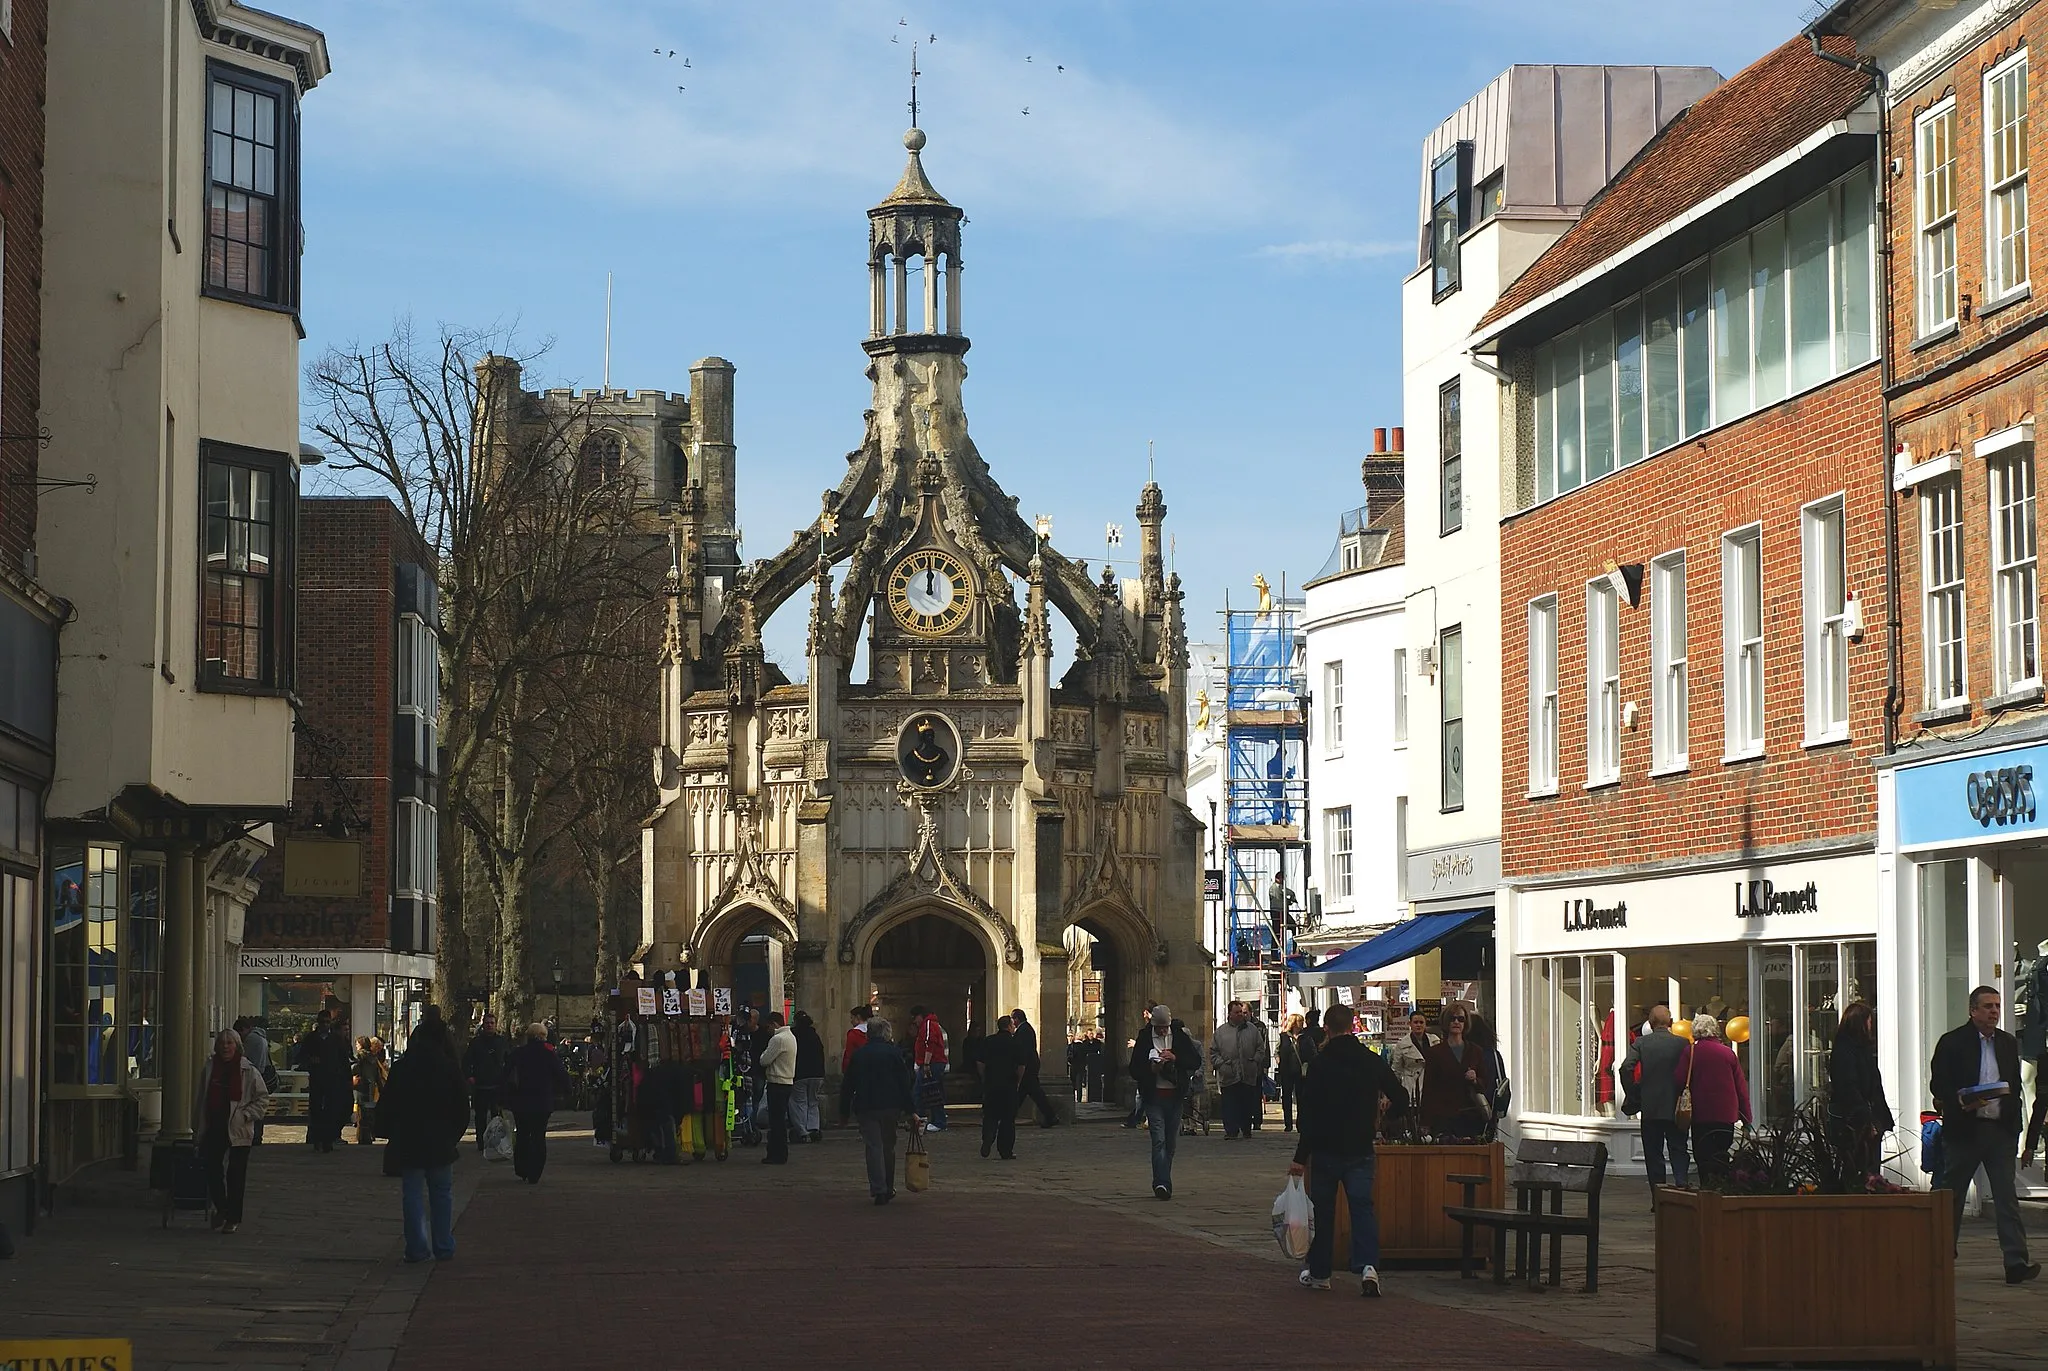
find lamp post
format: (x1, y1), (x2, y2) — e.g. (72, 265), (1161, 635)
(551, 964), (564, 1028)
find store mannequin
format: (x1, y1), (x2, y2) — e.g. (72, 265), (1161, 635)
(2019, 941), (2048, 1173)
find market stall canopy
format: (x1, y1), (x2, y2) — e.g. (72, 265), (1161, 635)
(1292, 909), (1488, 988)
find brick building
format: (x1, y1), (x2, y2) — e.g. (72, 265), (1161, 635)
(1474, 35), (1890, 1158)
(1823, 0), (2048, 1189)
(0, 0), (51, 1243)
(239, 497), (439, 1056)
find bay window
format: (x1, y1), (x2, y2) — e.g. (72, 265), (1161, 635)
(201, 443), (295, 691)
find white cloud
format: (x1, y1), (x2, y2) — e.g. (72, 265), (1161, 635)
(301, 0), (1335, 231)
(1255, 239), (1410, 264)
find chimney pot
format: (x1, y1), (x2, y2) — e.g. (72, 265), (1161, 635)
(1373, 427), (1387, 454)
(1391, 426), (1405, 454)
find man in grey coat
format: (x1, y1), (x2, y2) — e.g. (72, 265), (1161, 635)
(1210, 1001), (1271, 1140)
(1620, 1003), (1689, 1200)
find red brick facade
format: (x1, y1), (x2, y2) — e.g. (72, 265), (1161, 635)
(1886, 10), (2048, 745)
(0, 2), (45, 570)
(1501, 371), (1889, 877)
(246, 497), (433, 950)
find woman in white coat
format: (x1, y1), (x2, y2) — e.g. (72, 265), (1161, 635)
(1386, 1010), (1436, 1138)
(193, 1027), (269, 1233)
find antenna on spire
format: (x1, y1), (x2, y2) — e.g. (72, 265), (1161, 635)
(1148, 438), (1156, 483)
(603, 271), (613, 392)
(909, 40), (920, 128)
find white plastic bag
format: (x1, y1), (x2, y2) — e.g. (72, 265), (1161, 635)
(1271, 1175), (1313, 1261)
(482, 1113), (514, 1162)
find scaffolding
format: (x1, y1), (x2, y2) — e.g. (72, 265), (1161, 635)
(1220, 583), (1306, 1012)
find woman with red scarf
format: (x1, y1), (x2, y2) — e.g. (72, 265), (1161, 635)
(193, 1027), (269, 1233)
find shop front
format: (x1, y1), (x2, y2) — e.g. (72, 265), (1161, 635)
(1881, 730), (2048, 1192)
(236, 948), (435, 1061)
(1505, 851), (1878, 1172)
(1402, 837), (1500, 1025)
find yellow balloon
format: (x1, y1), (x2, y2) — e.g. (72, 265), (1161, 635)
(1724, 1015), (1751, 1044)
(1672, 1019), (1693, 1041)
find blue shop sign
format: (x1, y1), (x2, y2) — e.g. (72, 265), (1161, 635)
(1896, 741), (2048, 849)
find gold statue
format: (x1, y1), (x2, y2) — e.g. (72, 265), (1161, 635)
(1253, 573), (1273, 615)
(1195, 690), (1211, 732)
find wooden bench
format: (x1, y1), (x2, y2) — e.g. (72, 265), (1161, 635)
(1444, 1139), (1608, 1291)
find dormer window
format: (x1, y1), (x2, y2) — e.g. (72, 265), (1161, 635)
(1340, 535), (1365, 572)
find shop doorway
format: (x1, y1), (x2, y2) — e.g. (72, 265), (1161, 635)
(868, 911), (989, 1070)
(1998, 850), (2048, 1192)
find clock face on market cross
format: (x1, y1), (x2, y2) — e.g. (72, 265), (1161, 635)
(888, 548), (973, 636)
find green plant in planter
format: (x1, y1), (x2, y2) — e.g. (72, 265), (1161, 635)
(1714, 1097), (1912, 1196)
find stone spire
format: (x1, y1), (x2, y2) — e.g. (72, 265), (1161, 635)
(1021, 555), (1053, 662)
(722, 570), (764, 708)
(1137, 480), (1167, 606)
(1164, 572), (1190, 670)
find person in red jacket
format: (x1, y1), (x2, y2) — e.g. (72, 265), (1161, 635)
(912, 1006), (950, 1132)
(1674, 1013), (1751, 1183)
(836, 1004), (873, 1126)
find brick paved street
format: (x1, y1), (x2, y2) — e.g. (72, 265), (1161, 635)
(8, 1112), (2048, 1370)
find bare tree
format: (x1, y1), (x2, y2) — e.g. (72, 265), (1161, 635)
(305, 324), (664, 1032)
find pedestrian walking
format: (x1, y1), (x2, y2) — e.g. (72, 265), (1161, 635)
(1386, 1010), (1433, 1140)
(1619, 1004), (1689, 1201)
(1008, 1009), (1060, 1126)
(194, 1028), (268, 1234)
(380, 1008), (468, 1263)
(1419, 1006), (1495, 1141)
(1674, 1014), (1750, 1184)
(462, 1013), (512, 1151)
(233, 1016), (278, 1145)
(293, 1010), (350, 1152)
(1827, 1002), (1892, 1185)
(912, 1005), (950, 1131)
(843, 1018), (920, 1203)
(1129, 1004), (1200, 1199)
(790, 1010), (826, 1143)
(1300, 1007), (1327, 1053)
(1277, 1012), (1307, 1132)
(1289, 1003), (1407, 1296)
(758, 1011), (797, 1165)
(505, 1022), (571, 1185)
(1930, 985), (2039, 1283)
(977, 1014), (1027, 1160)
(1210, 1000), (1271, 1140)
(837, 1004), (873, 1125)
(352, 1036), (388, 1145)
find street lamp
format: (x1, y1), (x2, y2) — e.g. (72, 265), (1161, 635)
(551, 964), (564, 1027)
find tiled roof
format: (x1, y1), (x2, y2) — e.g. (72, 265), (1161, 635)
(1476, 35), (1872, 332)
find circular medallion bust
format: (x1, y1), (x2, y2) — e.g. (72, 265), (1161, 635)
(898, 711), (962, 789)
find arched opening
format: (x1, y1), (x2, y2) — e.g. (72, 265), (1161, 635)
(693, 904), (795, 1018)
(1063, 906), (1152, 1111)
(867, 909), (988, 1077)
(577, 430), (623, 487)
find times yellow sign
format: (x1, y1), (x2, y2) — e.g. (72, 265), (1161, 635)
(0, 1340), (132, 1371)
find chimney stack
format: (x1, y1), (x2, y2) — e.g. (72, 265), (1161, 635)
(1360, 424), (1405, 526)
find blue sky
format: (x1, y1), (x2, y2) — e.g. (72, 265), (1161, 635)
(295, 0), (1813, 671)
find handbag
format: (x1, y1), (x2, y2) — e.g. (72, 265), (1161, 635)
(904, 1120), (931, 1193)
(1673, 1044), (1696, 1131)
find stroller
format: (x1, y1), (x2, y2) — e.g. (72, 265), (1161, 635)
(1181, 1064), (1212, 1136)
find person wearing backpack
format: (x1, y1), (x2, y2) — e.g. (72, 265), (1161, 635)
(1619, 1004), (1689, 1203)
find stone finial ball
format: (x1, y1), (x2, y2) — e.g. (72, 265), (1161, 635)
(904, 127), (928, 152)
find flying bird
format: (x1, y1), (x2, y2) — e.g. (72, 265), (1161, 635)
(667, 49), (675, 57)
(683, 58), (691, 67)
(899, 16), (907, 24)
(1058, 64), (1066, 72)
(891, 33), (898, 42)
(677, 85), (686, 92)
(929, 33), (936, 42)
(1025, 55), (1033, 62)
(1021, 106), (1029, 115)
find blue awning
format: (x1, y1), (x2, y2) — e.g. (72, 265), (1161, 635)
(1293, 909), (1489, 986)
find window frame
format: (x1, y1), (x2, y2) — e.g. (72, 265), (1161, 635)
(1990, 448), (2041, 694)
(1651, 550), (1689, 773)
(197, 441), (296, 695)
(1722, 524), (1766, 761)
(1429, 143), (1470, 302)
(395, 795), (438, 903)
(1528, 595), (1559, 797)
(201, 61), (301, 312)
(1921, 475), (1968, 708)
(1322, 660), (1344, 751)
(1801, 494), (1851, 745)
(1586, 577), (1621, 787)
(49, 843), (125, 1097)
(1917, 99), (1960, 336)
(1985, 52), (2031, 304)
(1440, 377), (1463, 535)
(1392, 648), (1408, 746)
(1439, 625), (1464, 813)
(1323, 807), (1354, 905)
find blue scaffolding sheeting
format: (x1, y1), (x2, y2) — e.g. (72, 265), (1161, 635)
(1221, 596), (1304, 975)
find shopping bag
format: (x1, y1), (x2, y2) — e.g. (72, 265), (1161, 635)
(1271, 1175), (1313, 1261)
(905, 1123), (931, 1192)
(482, 1113), (514, 1162)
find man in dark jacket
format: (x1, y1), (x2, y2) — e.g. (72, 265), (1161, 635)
(504, 1024), (572, 1185)
(1128, 1004), (1201, 1199)
(843, 1018), (920, 1203)
(462, 1013), (512, 1151)
(1008, 1009), (1060, 1127)
(977, 1015), (1028, 1161)
(1289, 1003), (1408, 1296)
(1620, 1004), (1689, 1201)
(380, 1010), (469, 1263)
(1930, 985), (2039, 1283)
(295, 1011), (352, 1152)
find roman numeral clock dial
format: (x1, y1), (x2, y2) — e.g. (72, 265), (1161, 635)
(888, 549), (972, 637)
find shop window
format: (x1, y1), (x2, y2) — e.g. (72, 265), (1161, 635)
(2, 871), (32, 1176)
(1528, 596), (1559, 794)
(1520, 954), (1618, 1118)
(1922, 476), (1967, 707)
(126, 860), (164, 1084)
(1802, 495), (1849, 742)
(1919, 860), (1971, 1038)
(1587, 579), (1620, 785)
(1651, 552), (1688, 771)
(1722, 526), (1765, 759)
(1991, 451), (2039, 693)
(50, 845), (120, 1089)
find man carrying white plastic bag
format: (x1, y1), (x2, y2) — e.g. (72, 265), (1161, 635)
(1286, 1002), (1409, 1295)
(1271, 1174), (1314, 1260)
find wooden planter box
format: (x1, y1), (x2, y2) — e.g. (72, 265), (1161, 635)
(1655, 1187), (1954, 1369)
(1366, 1141), (1506, 1263)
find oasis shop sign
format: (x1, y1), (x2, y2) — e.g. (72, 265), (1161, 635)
(1896, 741), (2048, 850)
